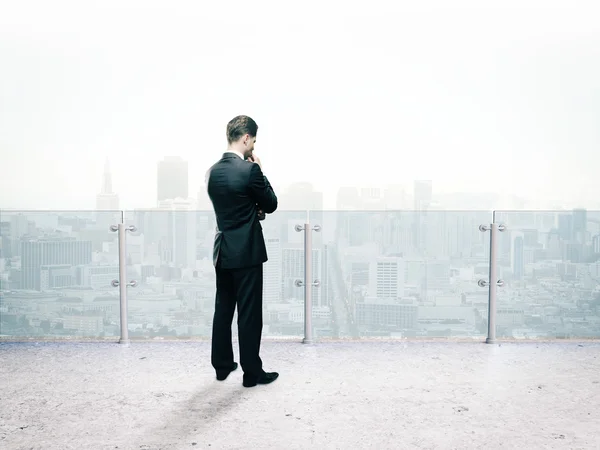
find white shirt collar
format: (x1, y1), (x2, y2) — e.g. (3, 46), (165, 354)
(225, 150), (244, 160)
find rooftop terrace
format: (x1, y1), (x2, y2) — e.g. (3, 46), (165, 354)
(1, 340), (599, 449)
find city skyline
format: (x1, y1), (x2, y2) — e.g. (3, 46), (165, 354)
(2, 154), (597, 213)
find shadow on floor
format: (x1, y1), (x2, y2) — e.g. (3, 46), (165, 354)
(133, 378), (247, 449)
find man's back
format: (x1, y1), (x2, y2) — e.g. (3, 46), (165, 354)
(208, 114), (280, 388)
(207, 153), (277, 270)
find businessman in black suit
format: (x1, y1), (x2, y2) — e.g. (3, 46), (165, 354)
(206, 115), (279, 388)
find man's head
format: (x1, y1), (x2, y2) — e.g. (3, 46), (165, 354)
(226, 115), (258, 159)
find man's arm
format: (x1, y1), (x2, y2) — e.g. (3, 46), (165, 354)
(248, 163), (277, 214)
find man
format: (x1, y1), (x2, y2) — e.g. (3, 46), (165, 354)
(206, 115), (279, 388)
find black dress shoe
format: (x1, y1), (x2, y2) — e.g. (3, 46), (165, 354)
(216, 362), (238, 381)
(243, 371), (279, 388)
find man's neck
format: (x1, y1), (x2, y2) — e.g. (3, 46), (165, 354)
(226, 148), (244, 159)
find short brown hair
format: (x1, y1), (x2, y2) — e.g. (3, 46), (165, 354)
(226, 115), (258, 144)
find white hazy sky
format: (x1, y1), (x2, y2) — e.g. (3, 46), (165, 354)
(1, 0), (599, 210)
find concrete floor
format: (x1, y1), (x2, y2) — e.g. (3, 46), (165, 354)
(1, 340), (599, 450)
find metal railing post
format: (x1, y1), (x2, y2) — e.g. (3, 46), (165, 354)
(303, 223), (314, 344)
(486, 222), (499, 344)
(295, 222), (321, 344)
(110, 222), (138, 346)
(478, 219), (506, 344)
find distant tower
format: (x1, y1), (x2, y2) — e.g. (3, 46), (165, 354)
(96, 159), (120, 211)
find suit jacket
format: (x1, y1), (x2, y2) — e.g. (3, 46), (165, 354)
(206, 153), (278, 269)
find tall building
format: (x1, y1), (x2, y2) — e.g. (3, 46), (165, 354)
(0, 219), (23, 259)
(95, 159), (119, 211)
(20, 238), (93, 290)
(156, 198), (197, 268)
(557, 214), (573, 241)
(572, 208), (587, 242)
(547, 230), (562, 259)
(157, 156), (188, 202)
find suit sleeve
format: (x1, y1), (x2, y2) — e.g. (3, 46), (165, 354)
(248, 163), (278, 214)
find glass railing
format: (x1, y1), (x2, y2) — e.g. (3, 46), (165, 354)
(121, 209), (311, 339)
(493, 210), (600, 339)
(2, 209), (599, 340)
(0, 210), (123, 339)
(316, 210), (494, 339)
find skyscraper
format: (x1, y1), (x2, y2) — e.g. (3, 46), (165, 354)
(157, 198), (197, 268)
(95, 159), (119, 211)
(157, 157), (188, 202)
(572, 208), (587, 241)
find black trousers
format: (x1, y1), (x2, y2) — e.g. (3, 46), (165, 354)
(211, 263), (264, 377)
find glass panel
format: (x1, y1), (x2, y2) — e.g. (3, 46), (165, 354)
(0, 210), (123, 339)
(312, 210), (494, 339)
(123, 209), (312, 339)
(494, 210), (600, 339)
